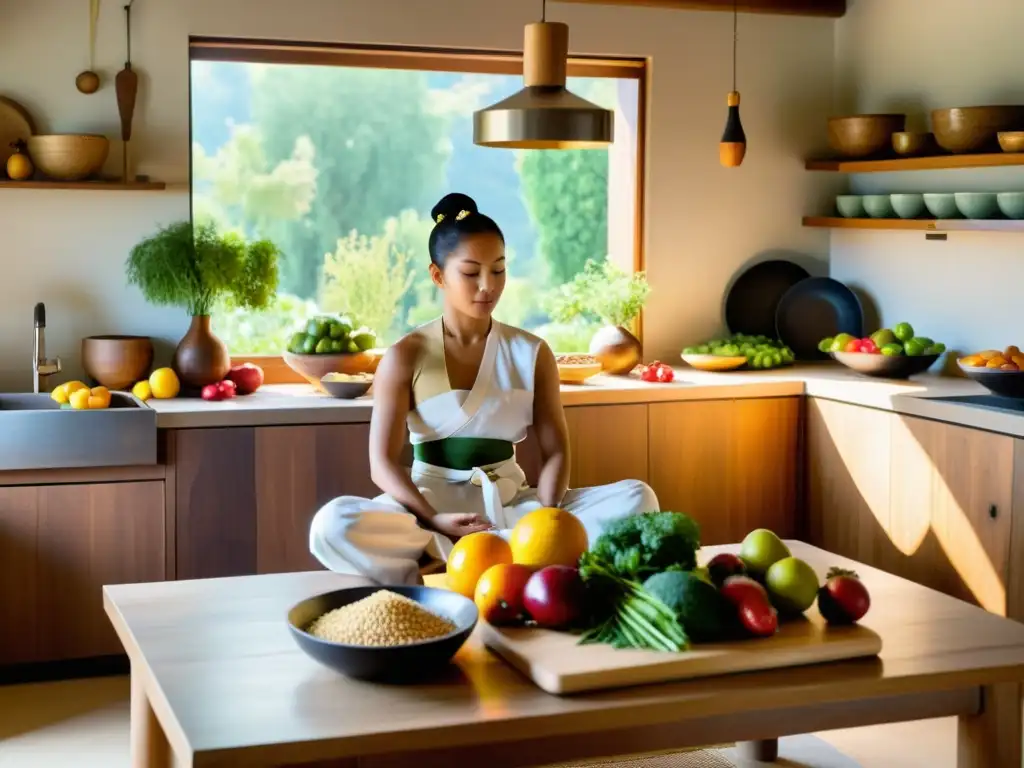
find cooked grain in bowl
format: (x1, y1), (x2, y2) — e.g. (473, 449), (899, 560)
(556, 354), (598, 366)
(306, 589), (457, 646)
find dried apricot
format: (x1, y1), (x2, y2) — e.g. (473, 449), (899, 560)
(979, 350), (1002, 360)
(960, 354), (985, 367)
(987, 356), (1008, 368)
(1006, 345), (1022, 358)
(1002, 362), (1020, 371)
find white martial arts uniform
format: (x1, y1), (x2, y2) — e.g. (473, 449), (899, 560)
(309, 318), (659, 585)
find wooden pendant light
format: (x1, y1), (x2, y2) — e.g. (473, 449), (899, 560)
(719, 0), (746, 168)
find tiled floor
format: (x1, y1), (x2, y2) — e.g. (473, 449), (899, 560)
(0, 675), (957, 768)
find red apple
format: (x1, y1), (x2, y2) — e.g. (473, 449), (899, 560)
(707, 553), (746, 587)
(226, 362), (264, 395)
(522, 566), (586, 630)
(720, 575), (770, 607)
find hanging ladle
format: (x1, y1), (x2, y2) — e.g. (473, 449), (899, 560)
(76, 0), (102, 94)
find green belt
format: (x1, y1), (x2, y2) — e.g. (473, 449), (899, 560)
(413, 437), (514, 471)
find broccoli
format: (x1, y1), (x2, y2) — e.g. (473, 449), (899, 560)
(579, 511), (701, 582)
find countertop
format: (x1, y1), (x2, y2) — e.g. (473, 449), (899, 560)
(145, 363), (1024, 437)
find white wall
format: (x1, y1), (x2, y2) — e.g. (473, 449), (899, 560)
(831, 0), (1024, 362)
(0, 0), (835, 391)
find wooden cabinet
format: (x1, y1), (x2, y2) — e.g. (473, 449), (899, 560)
(648, 398), (800, 545)
(806, 398), (896, 569)
(255, 424), (377, 574)
(890, 415), (1013, 616)
(807, 398), (1015, 616)
(517, 404), (649, 488)
(0, 481), (165, 665)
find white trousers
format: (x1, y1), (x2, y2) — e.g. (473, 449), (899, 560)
(309, 459), (660, 585)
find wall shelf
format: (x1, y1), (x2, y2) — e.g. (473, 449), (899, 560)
(804, 216), (1024, 233)
(805, 153), (1024, 173)
(0, 179), (166, 191)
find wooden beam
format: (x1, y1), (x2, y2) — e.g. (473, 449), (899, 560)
(558, 0), (846, 18)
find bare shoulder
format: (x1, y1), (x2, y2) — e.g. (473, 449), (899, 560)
(377, 328), (428, 382)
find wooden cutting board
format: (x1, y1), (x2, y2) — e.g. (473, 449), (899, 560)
(480, 615), (882, 695)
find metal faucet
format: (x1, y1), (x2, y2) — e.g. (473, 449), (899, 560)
(32, 302), (61, 394)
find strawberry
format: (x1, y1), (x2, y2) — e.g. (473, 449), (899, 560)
(818, 567), (871, 625)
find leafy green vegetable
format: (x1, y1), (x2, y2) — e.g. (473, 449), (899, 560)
(579, 511), (702, 582)
(546, 259), (651, 328)
(577, 512), (702, 653)
(643, 571), (736, 642)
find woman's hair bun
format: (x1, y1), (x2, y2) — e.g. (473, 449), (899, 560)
(431, 192), (479, 225)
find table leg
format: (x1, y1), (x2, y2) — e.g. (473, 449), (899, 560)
(957, 682), (1022, 768)
(735, 739), (778, 762)
(130, 669), (173, 768)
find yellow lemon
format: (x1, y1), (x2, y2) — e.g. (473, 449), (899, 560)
(64, 380), (88, 395)
(88, 386), (111, 409)
(68, 388), (91, 410)
(509, 507), (588, 569)
(51, 385), (70, 404)
(149, 368), (180, 399)
(132, 380), (153, 402)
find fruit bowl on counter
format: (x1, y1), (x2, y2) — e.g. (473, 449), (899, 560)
(682, 334), (795, 372)
(821, 323), (945, 380)
(284, 315), (381, 392)
(958, 346), (1024, 399)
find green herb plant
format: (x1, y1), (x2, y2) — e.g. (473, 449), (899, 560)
(126, 221), (280, 317)
(547, 259), (651, 328)
(578, 512), (702, 653)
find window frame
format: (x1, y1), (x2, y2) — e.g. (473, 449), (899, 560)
(189, 37), (648, 384)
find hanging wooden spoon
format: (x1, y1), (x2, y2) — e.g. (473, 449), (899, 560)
(76, 0), (102, 94)
(115, 0), (137, 183)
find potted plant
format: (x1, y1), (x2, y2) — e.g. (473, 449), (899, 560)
(126, 221), (280, 388)
(548, 260), (651, 375)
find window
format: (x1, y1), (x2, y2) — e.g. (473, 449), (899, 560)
(189, 41), (644, 356)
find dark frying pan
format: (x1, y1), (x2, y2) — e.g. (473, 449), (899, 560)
(775, 277), (864, 360)
(725, 260), (811, 338)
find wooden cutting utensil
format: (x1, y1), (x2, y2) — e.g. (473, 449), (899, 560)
(115, 0), (137, 182)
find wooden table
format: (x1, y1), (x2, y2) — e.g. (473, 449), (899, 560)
(104, 542), (1024, 768)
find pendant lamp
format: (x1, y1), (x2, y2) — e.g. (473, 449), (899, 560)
(474, 0), (613, 149)
(719, 0), (746, 167)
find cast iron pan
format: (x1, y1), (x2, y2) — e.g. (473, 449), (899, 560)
(725, 260), (811, 338)
(775, 277), (864, 360)
(287, 585), (477, 682)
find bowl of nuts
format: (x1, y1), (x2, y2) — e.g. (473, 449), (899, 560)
(555, 354), (603, 385)
(320, 372), (374, 399)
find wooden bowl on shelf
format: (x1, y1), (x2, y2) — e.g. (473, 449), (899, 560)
(827, 114), (905, 158)
(81, 335), (153, 390)
(681, 353), (748, 372)
(283, 350), (381, 393)
(26, 134), (109, 181)
(891, 131), (936, 157)
(931, 106), (1024, 154)
(998, 132), (1024, 153)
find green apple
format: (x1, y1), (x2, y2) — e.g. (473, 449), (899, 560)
(881, 343), (903, 356)
(870, 329), (897, 347)
(765, 557), (820, 615)
(829, 333), (856, 353)
(739, 529), (791, 577)
(893, 322), (915, 343)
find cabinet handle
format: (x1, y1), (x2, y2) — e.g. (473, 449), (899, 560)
(989, 504), (998, 520)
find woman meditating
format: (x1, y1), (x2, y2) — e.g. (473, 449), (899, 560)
(309, 193), (659, 584)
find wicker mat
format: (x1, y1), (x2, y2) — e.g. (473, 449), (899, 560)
(550, 750), (736, 768)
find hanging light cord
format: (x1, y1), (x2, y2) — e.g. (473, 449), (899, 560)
(541, 0), (547, 22)
(732, 0), (738, 92)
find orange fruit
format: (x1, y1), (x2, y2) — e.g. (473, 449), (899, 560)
(1002, 362), (1020, 371)
(1006, 345), (1022, 358)
(88, 386), (111, 409)
(509, 507), (588, 569)
(446, 532), (512, 599)
(979, 349), (1002, 360)
(987, 357), (1008, 368)
(474, 563), (533, 625)
(959, 354), (984, 368)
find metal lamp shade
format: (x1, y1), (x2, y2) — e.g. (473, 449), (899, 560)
(474, 21), (614, 150)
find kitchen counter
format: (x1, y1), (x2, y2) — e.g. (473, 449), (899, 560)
(144, 362), (1024, 436)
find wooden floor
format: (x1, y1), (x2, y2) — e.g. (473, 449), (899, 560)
(0, 675), (958, 768)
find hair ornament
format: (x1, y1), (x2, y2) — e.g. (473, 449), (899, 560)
(456, 209), (471, 221)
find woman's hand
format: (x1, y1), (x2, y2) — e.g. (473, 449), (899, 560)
(431, 513), (493, 539)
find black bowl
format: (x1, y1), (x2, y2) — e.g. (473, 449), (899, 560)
(958, 362), (1024, 399)
(831, 351), (940, 379)
(287, 585), (477, 682)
